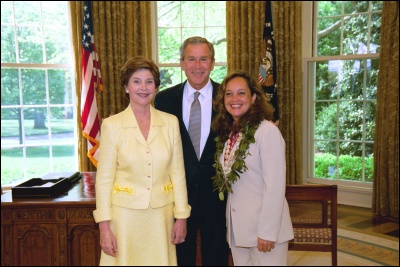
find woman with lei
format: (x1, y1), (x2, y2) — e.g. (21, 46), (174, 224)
(211, 71), (293, 266)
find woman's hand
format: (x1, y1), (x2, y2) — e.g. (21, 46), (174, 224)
(257, 237), (275, 253)
(171, 218), (187, 245)
(99, 221), (118, 257)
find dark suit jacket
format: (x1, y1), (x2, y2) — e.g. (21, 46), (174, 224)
(155, 80), (229, 266)
(154, 80), (222, 206)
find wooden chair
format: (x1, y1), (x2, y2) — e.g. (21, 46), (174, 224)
(286, 184), (338, 266)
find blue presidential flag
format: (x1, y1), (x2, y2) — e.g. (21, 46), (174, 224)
(258, 1), (279, 124)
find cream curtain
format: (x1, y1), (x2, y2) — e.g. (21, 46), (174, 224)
(226, 1), (302, 184)
(70, 1), (152, 171)
(372, 1), (399, 218)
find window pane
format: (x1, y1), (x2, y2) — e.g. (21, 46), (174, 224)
(158, 28), (181, 63)
(182, 1), (204, 27)
(1, 1), (14, 23)
(210, 66), (227, 84)
(371, 1), (383, 11)
(157, 1), (181, 27)
(307, 1), (381, 186)
(26, 145), (50, 178)
(1, 68), (20, 105)
(205, 2), (225, 26)
(43, 2), (69, 63)
(365, 145), (374, 182)
(24, 107), (49, 145)
(182, 28), (205, 41)
(159, 67), (182, 91)
(370, 13), (381, 53)
(13, 1), (41, 24)
(206, 27), (227, 62)
(317, 17), (341, 56)
(338, 101), (363, 142)
(339, 142), (363, 180)
(366, 59), (378, 99)
(52, 145), (76, 172)
(315, 61), (339, 100)
(1, 147), (24, 185)
(50, 107), (74, 144)
(156, 1), (226, 87)
(315, 141), (338, 178)
(1, 1), (77, 187)
(14, 1), (41, 24)
(340, 60), (364, 99)
(343, 15), (368, 55)
(317, 1), (342, 17)
(17, 26), (43, 63)
(42, 2), (67, 27)
(365, 101), (376, 141)
(44, 27), (70, 64)
(1, 113), (21, 146)
(1, 26), (16, 62)
(49, 69), (73, 104)
(344, 2), (362, 14)
(315, 102), (337, 140)
(22, 69), (47, 105)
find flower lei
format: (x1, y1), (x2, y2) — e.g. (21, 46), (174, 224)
(212, 121), (261, 201)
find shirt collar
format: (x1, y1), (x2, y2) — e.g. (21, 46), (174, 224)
(185, 79), (212, 100)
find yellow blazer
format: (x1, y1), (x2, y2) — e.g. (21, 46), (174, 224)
(93, 105), (191, 222)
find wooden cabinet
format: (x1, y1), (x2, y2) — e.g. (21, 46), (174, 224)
(1, 172), (100, 266)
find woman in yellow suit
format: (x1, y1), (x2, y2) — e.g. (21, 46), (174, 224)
(93, 56), (191, 266)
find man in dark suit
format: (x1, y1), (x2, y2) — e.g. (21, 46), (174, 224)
(154, 36), (229, 266)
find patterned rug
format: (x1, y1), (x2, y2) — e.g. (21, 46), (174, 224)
(288, 228), (399, 266)
(337, 228), (399, 266)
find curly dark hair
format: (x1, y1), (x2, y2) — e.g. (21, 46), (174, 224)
(211, 71), (273, 142)
(120, 56), (160, 90)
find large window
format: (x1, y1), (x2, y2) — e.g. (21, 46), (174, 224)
(1, 1), (77, 187)
(303, 1), (382, 188)
(153, 1), (227, 90)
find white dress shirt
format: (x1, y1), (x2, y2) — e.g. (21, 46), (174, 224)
(183, 80), (213, 158)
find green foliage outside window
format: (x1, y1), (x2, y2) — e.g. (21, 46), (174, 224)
(311, 1), (381, 183)
(1, 1), (76, 187)
(315, 153), (373, 182)
(157, 1), (227, 90)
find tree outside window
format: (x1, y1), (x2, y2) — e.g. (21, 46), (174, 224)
(306, 1), (381, 185)
(1, 1), (77, 187)
(155, 1), (227, 90)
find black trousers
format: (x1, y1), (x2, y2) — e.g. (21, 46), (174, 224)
(176, 195), (229, 266)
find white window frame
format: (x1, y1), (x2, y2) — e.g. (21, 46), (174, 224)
(302, 1), (380, 208)
(1, 1), (78, 189)
(151, 1), (227, 88)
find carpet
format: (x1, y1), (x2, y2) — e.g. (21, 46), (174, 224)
(288, 228), (399, 266)
(337, 228), (398, 266)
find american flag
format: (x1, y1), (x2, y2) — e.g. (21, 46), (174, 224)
(81, 1), (102, 167)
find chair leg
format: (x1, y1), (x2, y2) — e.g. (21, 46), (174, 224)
(332, 249), (337, 266)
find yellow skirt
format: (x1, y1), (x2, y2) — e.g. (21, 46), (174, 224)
(99, 203), (176, 266)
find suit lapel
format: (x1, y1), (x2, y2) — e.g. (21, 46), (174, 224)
(120, 106), (147, 148)
(121, 105), (164, 148)
(147, 106), (164, 144)
(171, 83), (185, 123)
